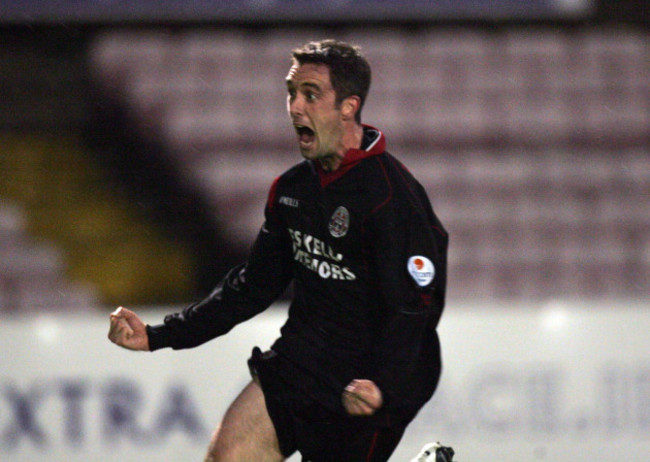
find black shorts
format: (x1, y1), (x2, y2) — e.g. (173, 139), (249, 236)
(248, 347), (407, 462)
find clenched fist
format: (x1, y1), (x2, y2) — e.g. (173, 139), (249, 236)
(108, 306), (149, 351)
(342, 379), (383, 416)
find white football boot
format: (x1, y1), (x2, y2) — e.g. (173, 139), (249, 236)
(409, 441), (455, 462)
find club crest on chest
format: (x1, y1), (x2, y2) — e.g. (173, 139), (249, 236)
(329, 206), (350, 238)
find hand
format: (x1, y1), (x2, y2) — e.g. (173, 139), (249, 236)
(108, 306), (149, 351)
(342, 379), (383, 416)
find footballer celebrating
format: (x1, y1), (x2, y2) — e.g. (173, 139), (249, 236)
(109, 39), (449, 462)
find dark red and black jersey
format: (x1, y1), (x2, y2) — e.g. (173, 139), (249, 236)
(148, 126), (449, 421)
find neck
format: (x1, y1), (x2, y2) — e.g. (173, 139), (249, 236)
(318, 123), (364, 172)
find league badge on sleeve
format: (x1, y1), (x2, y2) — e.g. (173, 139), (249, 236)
(408, 256), (435, 287)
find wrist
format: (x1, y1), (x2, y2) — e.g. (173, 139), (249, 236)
(145, 323), (170, 351)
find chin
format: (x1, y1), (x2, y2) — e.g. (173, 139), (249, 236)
(299, 148), (318, 159)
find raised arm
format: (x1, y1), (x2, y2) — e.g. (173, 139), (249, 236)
(109, 179), (293, 353)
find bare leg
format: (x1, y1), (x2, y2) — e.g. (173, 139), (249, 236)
(204, 379), (285, 462)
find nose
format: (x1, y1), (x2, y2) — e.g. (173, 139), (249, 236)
(288, 93), (304, 118)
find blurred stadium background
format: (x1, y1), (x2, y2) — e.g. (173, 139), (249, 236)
(0, 1), (648, 461)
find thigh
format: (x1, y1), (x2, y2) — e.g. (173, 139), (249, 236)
(204, 380), (285, 462)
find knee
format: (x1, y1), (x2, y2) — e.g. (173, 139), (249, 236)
(204, 445), (248, 462)
(203, 426), (245, 462)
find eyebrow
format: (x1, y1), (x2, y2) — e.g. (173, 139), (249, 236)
(286, 80), (321, 92)
(300, 82), (321, 90)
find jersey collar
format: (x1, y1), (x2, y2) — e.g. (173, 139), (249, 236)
(316, 124), (385, 187)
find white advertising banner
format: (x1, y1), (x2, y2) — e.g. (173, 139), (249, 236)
(1, 300), (648, 461)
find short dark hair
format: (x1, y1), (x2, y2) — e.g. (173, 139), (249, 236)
(292, 39), (371, 123)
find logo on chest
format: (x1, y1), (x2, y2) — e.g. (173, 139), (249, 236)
(279, 196), (299, 208)
(329, 206), (350, 238)
(288, 228), (356, 281)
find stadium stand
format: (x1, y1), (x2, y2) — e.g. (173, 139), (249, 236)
(0, 130), (198, 309)
(86, 26), (649, 300)
(0, 29), (208, 309)
(0, 200), (99, 311)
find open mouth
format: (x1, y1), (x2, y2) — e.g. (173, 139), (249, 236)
(295, 125), (315, 148)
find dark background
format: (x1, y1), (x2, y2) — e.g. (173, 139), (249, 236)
(0, 0), (647, 309)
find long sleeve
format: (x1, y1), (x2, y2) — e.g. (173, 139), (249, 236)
(147, 184), (293, 351)
(367, 175), (448, 414)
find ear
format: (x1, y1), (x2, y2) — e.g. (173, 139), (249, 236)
(340, 96), (361, 121)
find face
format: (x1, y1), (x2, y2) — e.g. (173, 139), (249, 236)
(286, 62), (345, 162)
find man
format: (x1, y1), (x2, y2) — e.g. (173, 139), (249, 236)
(108, 39), (449, 462)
